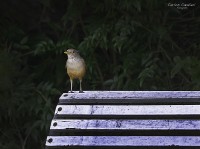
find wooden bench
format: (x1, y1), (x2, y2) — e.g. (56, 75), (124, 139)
(45, 91), (200, 148)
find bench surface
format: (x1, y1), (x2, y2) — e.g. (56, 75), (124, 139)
(46, 91), (200, 148)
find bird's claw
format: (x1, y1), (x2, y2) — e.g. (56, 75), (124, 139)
(79, 90), (84, 93)
(69, 91), (74, 93)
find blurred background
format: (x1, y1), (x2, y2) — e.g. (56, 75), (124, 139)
(0, 0), (199, 148)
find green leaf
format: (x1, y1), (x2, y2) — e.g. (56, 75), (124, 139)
(171, 56), (182, 78)
(20, 36), (28, 44)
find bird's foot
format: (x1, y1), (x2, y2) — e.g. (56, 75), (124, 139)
(69, 91), (74, 93)
(79, 90), (84, 93)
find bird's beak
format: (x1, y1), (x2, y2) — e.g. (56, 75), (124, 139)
(64, 51), (68, 54)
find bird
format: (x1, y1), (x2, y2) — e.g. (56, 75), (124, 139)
(64, 49), (86, 93)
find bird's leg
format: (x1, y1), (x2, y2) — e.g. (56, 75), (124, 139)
(79, 79), (84, 93)
(69, 79), (74, 93)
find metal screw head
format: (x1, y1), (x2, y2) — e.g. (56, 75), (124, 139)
(48, 138), (53, 143)
(58, 107), (62, 111)
(53, 122), (57, 127)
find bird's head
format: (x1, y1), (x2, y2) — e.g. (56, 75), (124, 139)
(64, 49), (80, 58)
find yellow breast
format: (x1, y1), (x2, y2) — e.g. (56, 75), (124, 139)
(66, 58), (86, 80)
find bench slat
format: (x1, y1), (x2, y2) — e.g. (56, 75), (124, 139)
(46, 136), (200, 146)
(58, 98), (200, 105)
(60, 91), (200, 99)
(55, 105), (200, 115)
(50, 119), (200, 130)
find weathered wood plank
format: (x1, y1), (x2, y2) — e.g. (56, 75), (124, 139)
(55, 105), (200, 115)
(60, 91), (200, 99)
(46, 136), (200, 146)
(58, 98), (200, 105)
(50, 119), (200, 130)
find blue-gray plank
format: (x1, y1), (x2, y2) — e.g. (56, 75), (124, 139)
(50, 119), (200, 130)
(60, 91), (200, 99)
(55, 105), (200, 115)
(46, 136), (200, 146)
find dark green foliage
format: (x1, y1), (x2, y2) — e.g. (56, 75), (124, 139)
(0, 0), (199, 148)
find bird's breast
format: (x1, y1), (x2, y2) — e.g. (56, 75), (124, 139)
(66, 58), (86, 79)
